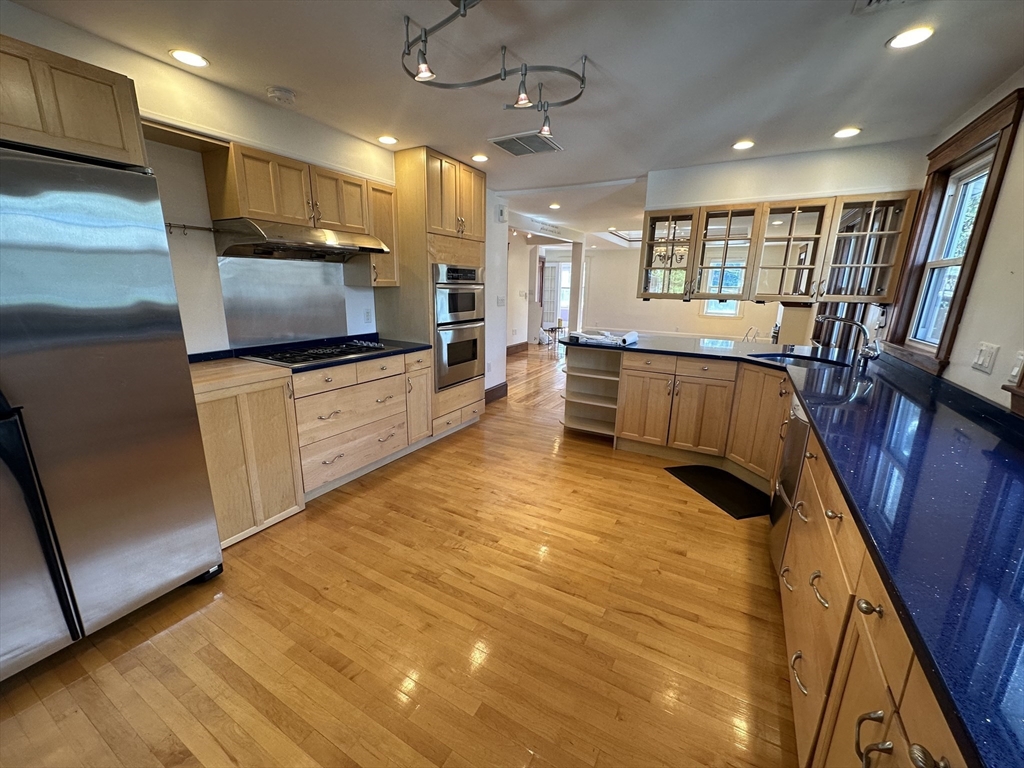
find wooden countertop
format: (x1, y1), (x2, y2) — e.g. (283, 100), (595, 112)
(190, 358), (290, 395)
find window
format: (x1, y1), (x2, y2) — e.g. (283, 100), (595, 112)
(909, 152), (993, 347)
(701, 299), (741, 317)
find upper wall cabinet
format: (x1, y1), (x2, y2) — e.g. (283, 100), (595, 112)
(752, 198), (835, 303)
(203, 142), (369, 233)
(0, 35), (147, 166)
(367, 181), (399, 287)
(819, 191), (919, 304)
(636, 190), (920, 305)
(425, 149), (485, 242)
(637, 208), (697, 299)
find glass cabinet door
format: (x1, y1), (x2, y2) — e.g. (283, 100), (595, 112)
(819, 191), (920, 304)
(637, 208), (697, 299)
(692, 205), (762, 300)
(753, 199), (834, 302)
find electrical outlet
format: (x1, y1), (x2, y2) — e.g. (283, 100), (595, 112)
(1009, 350), (1024, 382)
(971, 341), (999, 374)
(363, 308), (372, 324)
(512, 328), (517, 337)
(497, 295), (506, 307)
(487, 362), (492, 373)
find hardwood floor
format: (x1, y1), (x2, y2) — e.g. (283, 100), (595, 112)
(0, 345), (797, 768)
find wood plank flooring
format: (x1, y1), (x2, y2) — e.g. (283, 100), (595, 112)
(0, 345), (797, 767)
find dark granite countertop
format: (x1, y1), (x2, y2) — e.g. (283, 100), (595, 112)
(563, 332), (1023, 766)
(187, 335), (431, 371)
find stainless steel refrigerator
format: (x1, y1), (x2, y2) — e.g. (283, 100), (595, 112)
(0, 145), (222, 681)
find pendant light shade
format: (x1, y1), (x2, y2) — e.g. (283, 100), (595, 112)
(538, 113), (552, 137)
(514, 76), (533, 108)
(415, 48), (435, 81)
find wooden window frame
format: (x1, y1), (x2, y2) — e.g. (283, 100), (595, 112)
(885, 89), (1024, 375)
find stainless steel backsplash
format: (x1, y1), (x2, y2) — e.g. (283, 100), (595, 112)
(219, 255), (373, 348)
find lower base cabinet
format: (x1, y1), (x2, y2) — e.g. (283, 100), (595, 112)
(667, 375), (734, 454)
(407, 367), (432, 444)
(195, 377), (304, 545)
(726, 363), (790, 478)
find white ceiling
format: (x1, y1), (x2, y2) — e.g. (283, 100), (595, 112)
(16, 0), (1023, 233)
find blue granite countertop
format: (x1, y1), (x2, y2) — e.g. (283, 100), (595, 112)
(563, 333), (1024, 765)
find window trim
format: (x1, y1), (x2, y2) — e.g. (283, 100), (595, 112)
(886, 88), (1024, 375)
(700, 299), (743, 318)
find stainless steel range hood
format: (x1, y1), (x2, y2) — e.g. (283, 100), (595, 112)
(213, 218), (389, 262)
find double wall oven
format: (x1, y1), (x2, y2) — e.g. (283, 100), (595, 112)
(434, 264), (485, 390)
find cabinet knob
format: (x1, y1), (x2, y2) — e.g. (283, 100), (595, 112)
(446, 420), (453, 425)
(805, 451), (817, 459)
(416, 358), (423, 363)
(325, 376), (333, 383)
(856, 598), (884, 618)
(908, 744), (950, 768)
(701, 365), (709, 371)
(644, 360), (653, 365)
(380, 365), (388, 371)
(825, 508), (844, 521)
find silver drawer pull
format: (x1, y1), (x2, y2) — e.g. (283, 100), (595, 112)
(790, 651), (808, 695)
(805, 451), (817, 459)
(780, 566), (794, 592)
(321, 453), (345, 465)
(701, 365), (709, 371)
(809, 571), (829, 608)
(856, 598), (884, 618)
(794, 500), (808, 522)
(325, 376), (333, 383)
(862, 742), (894, 768)
(377, 433), (395, 443)
(825, 508), (844, 521)
(408, 377), (413, 393)
(416, 358), (423, 363)
(379, 365), (388, 371)
(317, 410), (341, 420)
(472, 409), (479, 414)
(376, 395), (394, 403)
(908, 744), (950, 768)
(446, 420), (453, 425)
(644, 360), (653, 365)
(855, 711), (886, 760)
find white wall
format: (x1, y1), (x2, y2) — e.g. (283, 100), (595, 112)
(583, 249), (780, 340)
(506, 234), (531, 347)
(484, 191), (508, 390)
(0, 0), (394, 184)
(646, 138), (930, 208)
(941, 70), (1024, 405)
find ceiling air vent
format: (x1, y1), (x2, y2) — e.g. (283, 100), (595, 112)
(851, 0), (925, 15)
(489, 131), (563, 157)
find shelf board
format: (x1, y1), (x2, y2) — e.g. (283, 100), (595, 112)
(563, 366), (620, 382)
(562, 392), (618, 409)
(561, 415), (616, 436)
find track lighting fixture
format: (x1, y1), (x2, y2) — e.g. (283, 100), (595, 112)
(401, 0), (587, 138)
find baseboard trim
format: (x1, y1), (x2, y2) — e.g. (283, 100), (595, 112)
(485, 382), (508, 403)
(506, 342), (529, 356)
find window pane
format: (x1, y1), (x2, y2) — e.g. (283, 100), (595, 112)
(704, 300), (740, 316)
(826, 266), (856, 295)
(766, 209), (794, 235)
(652, 244), (670, 266)
(670, 215), (693, 241)
(671, 243), (689, 266)
(832, 235), (863, 265)
(729, 211), (755, 237)
(725, 240), (749, 265)
(870, 200), (906, 232)
(758, 268), (783, 295)
(646, 269), (667, 293)
(942, 171), (988, 261)
(650, 216), (670, 241)
(705, 211), (729, 237)
(721, 268), (744, 295)
(837, 202), (871, 233)
(783, 268), (813, 296)
(667, 269), (688, 293)
(788, 240), (814, 266)
(864, 234), (898, 266)
(702, 241), (725, 267)
(700, 267), (722, 293)
(761, 241), (787, 267)
(913, 265), (961, 344)
(793, 207), (825, 236)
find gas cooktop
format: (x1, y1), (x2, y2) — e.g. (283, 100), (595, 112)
(242, 339), (402, 369)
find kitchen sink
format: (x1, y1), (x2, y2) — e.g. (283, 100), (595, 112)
(748, 352), (850, 368)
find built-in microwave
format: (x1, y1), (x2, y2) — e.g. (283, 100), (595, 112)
(434, 264), (485, 325)
(435, 320), (485, 390)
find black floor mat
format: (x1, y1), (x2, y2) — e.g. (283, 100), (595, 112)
(665, 465), (771, 520)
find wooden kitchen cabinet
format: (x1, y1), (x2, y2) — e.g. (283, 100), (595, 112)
(204, 142), (373, 232)
(425, 148), (485, 241)
(615, 369), (675, 445)
(193, 375), (305, 546)
(368, 181), (400, 286)
(727, 363), (790, 479)
(406, 367), (433, 444)
(666, 376), (734, 455)
(0, 35), (147, 166)
(752, 198), (835, 303)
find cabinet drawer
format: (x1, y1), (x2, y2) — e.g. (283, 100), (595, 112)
(856, 556), (913, 702)
(622, 351), (675, 373)
(405, 350), (432, 372)
(433, 410), (462, 436)
(674, 358), (736, 381)
(356, 356), (404, 383)
(295, 376), (406, 445)
(292, 364), (358, 398)
(806, 432), (866, 591)
(893, 661), (966, 768)
(461, 399), (485, 422)
(300, 414), (407, 492)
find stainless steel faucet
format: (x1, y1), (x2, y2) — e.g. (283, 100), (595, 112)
(816, 314), (880, 362)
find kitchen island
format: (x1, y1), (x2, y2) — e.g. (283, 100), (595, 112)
(561, 333), (1023, 767)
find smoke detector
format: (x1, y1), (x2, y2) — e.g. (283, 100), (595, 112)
(488, 130), (563, 157)
(266, 86), (296, 105)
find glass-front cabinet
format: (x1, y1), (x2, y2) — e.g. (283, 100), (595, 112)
(636, 208), (697, 299)
(752, 198), (834, 303)
(819, 191), (919, 303)
(691, 205), (762, 300)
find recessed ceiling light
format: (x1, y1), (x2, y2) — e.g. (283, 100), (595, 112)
(549, 203), (561, 209)
(170, 50), (209, 67)
(887, 27), (933, 49)
(834, 127), (861, 138)
(733, 140), (755, 150)
(472, 154), (488, 162)
(378, 136), (398, 145)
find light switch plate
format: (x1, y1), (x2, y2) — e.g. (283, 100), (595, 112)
(1009, 350), (1024, 382)
(971, 341), (999, 374)
(496, 295), (506, 307)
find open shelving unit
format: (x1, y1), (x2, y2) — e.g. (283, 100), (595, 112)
(560, 346), (623, 437)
